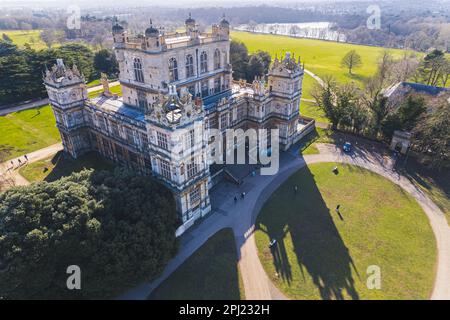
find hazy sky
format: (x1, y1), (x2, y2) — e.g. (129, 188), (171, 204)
(0, 0), (379, 9)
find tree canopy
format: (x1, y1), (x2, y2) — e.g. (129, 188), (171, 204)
(230, 40), (271, 82)
(0, 168), (179, 299)
(0, 42), (96, 105)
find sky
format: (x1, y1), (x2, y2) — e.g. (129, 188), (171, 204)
(0, 0), (380, 9)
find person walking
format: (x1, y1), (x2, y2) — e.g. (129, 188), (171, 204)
(24, 154), (28, 162)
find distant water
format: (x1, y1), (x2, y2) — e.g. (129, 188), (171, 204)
(235, 22), (346, 42)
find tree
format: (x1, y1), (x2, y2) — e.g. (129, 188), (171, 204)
(230, 40), (249, 81)
(2, 33), (12, 43)
(230, 41), (271, 82)
(312, 77), (365, 132)
(0, 168), (179, 299)
(93, 49), (118, 76)
(418, 49), (447, 86)
(0, 40), (17, 57)
(341, 50), (362, 74)
(381, 94), (426, 139)
(412, 97), (450, 169)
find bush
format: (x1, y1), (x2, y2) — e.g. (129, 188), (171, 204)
(0, 168), (179, 299)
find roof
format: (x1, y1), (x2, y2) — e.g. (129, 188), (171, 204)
(384, 82), (449, 98)
(90, 96), (145, 123)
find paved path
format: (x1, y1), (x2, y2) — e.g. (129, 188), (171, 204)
(120, 142), (450, 300)
(0, 143), (63, 188)
(0, 81), (120, 116)
(304, 68), (325, 87)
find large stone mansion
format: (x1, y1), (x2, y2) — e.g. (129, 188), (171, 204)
(43, 15), (313, 235)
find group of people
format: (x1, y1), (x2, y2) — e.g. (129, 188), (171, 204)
(8, 154), (28, 170)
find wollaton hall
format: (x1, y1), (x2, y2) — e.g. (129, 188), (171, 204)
(43, 15), (313, 235)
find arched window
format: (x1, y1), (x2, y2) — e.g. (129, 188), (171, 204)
(185, 54), (194, 78)
(169, 57), (178, 82)
(133, 58), (144, 83)
(214, 49), (221, 70)
(200, 51), (208, 74)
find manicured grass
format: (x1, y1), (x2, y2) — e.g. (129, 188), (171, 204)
(88, 84), (122, 98)
(297, 128), (338, 155)
(300, 100), (329, 124)
(19, 151), (115, 182)
(255, 162), (436, 300)
(232, 31), (416, 86)
(0, 29), (47, 49)
(0, 105), (60, 160)
(149, 228), (245, 300)
(301, 72), (316, 100)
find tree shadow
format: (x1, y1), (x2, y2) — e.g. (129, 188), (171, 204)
(43, 151), (115, 182)
(149, 228), (243, 300)
(257, 164), (360, 300)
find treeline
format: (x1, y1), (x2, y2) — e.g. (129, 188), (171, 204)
(0, 168), (179, 299)
(312, 51), (450, 169)
(0, 40), (117, 106)
(230, 40), (271, 83)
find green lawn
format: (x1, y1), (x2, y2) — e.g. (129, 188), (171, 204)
(255, 162), (436, 300)
(149, 228), (245, 300)
(301, 72), (317, 100)
(0, 105), (61, 160)
(88, 84), (122, 98)
(297, 128), (339, 155)
(19, 151), (115, 182)
(0, 29), (47, 50)
(232, 31), (415, 86)
(300, 100), (329, 124)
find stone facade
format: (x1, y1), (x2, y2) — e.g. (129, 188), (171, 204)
(44, 15), (310, 236)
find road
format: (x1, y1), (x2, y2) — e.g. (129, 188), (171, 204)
(0, 143), (63, 188)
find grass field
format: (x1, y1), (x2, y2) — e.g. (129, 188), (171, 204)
(300, 101), (328, 124)
(0, 29), (47, 50)
(19, 151), (115, 182)
(0, 105), (60, 160)
(255, 162), (436, 300)
(88, 84), (122, 98)
(232, 31), (415, 85)
(149, 228), (245, 300)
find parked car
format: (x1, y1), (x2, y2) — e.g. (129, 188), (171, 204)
(343, 142), (352, 153)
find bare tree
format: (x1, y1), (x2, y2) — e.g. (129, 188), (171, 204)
(341, 50), (362, 75)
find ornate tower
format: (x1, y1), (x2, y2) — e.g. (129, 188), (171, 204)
(44, 59), (91, 158)
(145, 86), (211, 236)
(267, 52), (304, 150)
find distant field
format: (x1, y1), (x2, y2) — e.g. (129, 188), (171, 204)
(0, 29), (47, 50)
(232, 31), (416, 85)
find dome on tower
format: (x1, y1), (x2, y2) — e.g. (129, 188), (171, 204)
(185, 13), (195, 25)
(145, 19), (159, 37)
(220, 14), (229, 26)
(112, 23), (124, 34)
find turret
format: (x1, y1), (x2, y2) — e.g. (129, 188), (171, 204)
(268, 51), (304, 98)
(212, 14), (230, 40)
(43, 59), (90, 158)
(185, 13), (198, 39)
(112, 18), (126, 45)
(144, 19), (163, 51)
